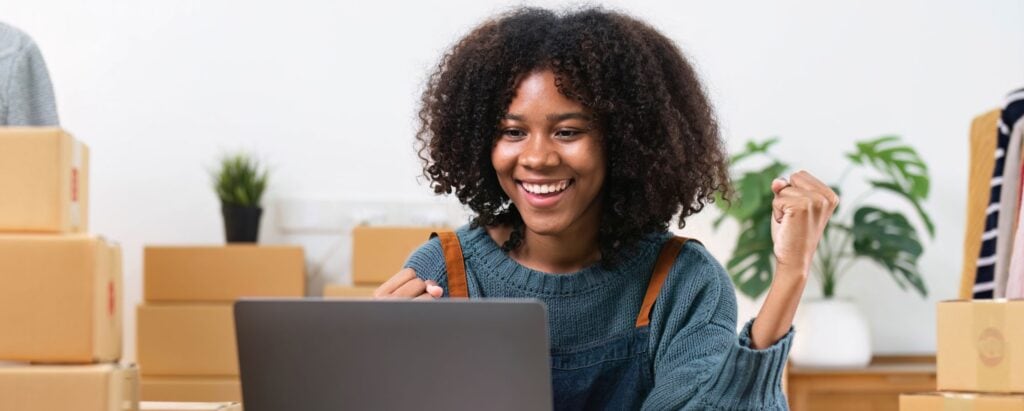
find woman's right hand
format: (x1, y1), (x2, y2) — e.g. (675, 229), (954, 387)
(373, 268), (444, 300)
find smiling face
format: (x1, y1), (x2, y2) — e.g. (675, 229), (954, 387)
(491, 69), (606, 238)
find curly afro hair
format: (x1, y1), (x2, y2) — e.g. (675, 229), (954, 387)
(416, 7), (731, 262)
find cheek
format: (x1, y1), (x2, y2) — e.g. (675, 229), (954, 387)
(491, 141), (516, 179)
(565, 142), (606, 184)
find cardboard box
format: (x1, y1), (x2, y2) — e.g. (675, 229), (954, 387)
(0, 235), (122, 362)
(140, 402), (241, 411)
(137, 304), (237, 376)
(901, 392), (1024, 410)
(125, 364), (141, 410)
(0, 127), (89, 233)
(144, 246), (304, 302)
(0, 363), (139, 411)
(352, 226), (441, 284)
(140, 377), (241, 403)
(322, 284), (378, 298)
(938, 300), (1024, 393)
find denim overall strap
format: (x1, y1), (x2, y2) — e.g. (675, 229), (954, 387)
(432, 231), (469, 298)
(636, 236), (691, 327)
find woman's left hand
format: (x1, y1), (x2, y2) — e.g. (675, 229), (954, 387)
(769, 170), (839, 276)
(750, 170), (839, 349)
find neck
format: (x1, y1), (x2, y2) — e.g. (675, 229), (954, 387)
(517, 226), (601, 273)
(487, 209), (602, 273)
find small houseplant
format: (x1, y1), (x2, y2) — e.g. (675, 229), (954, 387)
(715, 136), (933, 366)
(213, 153), (268, 243)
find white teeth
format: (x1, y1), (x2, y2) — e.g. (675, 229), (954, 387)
(522, 180), (570, 195)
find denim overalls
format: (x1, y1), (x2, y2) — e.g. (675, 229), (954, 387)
(433, 232), (692, 410)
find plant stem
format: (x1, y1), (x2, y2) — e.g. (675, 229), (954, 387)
(816, 223), (841, 298)
(837, 189), (874, 222)
(836, 163), (856, 189)
(823, 272), (835, 298)
(830, 230), (858, 285)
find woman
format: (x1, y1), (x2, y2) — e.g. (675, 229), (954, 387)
(375, 7), (837, 410)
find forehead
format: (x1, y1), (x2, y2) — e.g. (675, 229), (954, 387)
(506, 70), (587, 115)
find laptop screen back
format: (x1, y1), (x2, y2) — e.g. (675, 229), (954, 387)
(234, 299), (552, 411)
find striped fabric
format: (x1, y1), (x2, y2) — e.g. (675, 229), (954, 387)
(974, 88), (1024, 298)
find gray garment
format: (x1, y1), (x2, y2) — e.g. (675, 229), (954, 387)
(995, 115), (1024, 297)
(0, 22), (59, 125)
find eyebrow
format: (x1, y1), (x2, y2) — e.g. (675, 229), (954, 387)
(502, 112), (594, 122)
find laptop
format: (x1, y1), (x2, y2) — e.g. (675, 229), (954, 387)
(234, 298), (553, 411)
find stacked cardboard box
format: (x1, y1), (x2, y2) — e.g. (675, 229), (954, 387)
(323, 284), (378, 298)
(351, 226), (439, 285)
(0, 128), (89, 233)
(137, 245), (304, 402)
(0, 128), (138, 411)
(323, 226), (441, 297)
(900, 300), (1024, 410)
(0, 364), (139, 411)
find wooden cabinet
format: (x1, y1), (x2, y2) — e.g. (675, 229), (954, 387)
(786, 356), (936, 411)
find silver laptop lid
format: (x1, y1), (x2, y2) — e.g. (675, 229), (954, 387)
(235, 298), (552, 411)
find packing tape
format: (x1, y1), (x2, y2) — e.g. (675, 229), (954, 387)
(943, 393), (976, 411)
(70, 138), (82, 229)
(942, 391), (974, 409)
(973, 301), (1010, 392)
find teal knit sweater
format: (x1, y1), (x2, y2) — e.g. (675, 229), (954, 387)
(404, 225), (792, 410)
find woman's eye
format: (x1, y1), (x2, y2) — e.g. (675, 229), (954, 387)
(555, 129), (581, 139)
(503, 129), (527, 139)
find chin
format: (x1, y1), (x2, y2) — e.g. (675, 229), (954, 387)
(519, 214), (572, 236)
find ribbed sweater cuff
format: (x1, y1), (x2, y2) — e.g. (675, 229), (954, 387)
(703, 318), (792, 410)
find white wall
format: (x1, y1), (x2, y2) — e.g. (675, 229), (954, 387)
(4, 0), (1023, 361)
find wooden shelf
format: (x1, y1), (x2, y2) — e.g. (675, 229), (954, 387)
(786, 355), (936, 411)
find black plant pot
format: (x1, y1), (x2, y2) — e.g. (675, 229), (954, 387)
(221, 203), (263, 243)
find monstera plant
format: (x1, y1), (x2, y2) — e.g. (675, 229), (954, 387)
(715, 136), (934, 300)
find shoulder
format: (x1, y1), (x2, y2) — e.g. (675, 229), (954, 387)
(668, 238), (731, 291)
(0, 22), (39, 60)
(402, 224), (486, 285)
(655, 237), (737, 329)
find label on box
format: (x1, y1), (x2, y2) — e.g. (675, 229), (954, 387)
(108, 280), (116, 318)
(974, 303), (1011, 387)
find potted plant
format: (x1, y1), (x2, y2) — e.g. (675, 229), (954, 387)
(213, 153), (268, 243)
(716, 136), (933, 367)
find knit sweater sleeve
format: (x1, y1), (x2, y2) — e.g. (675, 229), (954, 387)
(402, 236), (450, 292)
(642, 242), (792, 411)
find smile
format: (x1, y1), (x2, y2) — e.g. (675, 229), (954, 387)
(516, 178), (575, 208)
(519, 179), (573, 195)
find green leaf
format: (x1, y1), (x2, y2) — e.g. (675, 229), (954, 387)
(714, 139), (787, 299)
(869, 180), (936, 238)
(731, 137), (780, 165)
(846, 136), (930, 199)
(718, 162), (788, 217)
(712, 206), (729, 229)
(726, 214), (775, 299)
(850, 206), (928, 297)
(212, 153), (269, 207)
(829, 185), (842, 214)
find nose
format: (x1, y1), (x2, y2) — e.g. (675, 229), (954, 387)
(519, 135), (561, 169)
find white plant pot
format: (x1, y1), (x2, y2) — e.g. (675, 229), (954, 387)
(789, 298), (872, 367)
